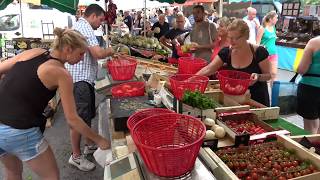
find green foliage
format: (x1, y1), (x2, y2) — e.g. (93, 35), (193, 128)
(182, 90), (221, 110)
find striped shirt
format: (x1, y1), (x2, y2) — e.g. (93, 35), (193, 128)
(65, 17), (99, 85)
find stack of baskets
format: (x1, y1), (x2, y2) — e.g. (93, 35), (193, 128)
(128, 109), (206, 177)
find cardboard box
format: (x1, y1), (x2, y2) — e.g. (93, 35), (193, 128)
(202, 135), (320, 180)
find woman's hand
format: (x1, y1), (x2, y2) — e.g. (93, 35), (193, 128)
(96, 136), (111, 150)
(250, 73), (259, 86)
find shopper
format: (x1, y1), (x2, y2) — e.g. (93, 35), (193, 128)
(65, 4), (114, 172)
(160, 14), (187, 59)
(0, 28), (110, 180)
(210, 17), (232, 61)
(152, 14), (170, 40)
(297, 36), (320, 134)
(190, 5), (217, 62)
(243, 7), (260, 44)
(256, 11), (278, 83)
(196, 19), (271, 106)
(123, 11), (133, 32)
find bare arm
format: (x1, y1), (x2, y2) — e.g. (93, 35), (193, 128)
(57, 70), (109, 149)
(257, 58), (272, 81)
(196, 56), (224, 76)
(88, 46), (114, 60)
(297, 39), (314, 74)
(256, 27), (264, 45)
(160, 35), (173, 49)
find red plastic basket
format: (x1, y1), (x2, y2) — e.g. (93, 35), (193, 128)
(168, 57), (178, 64)
(169, 74), (209, 100)
(178, 57), (207, 74)
(111, 81), (145, 98)
(217, 70), (252, 95)
(176, 45), (192, 57)
(131, 113), (206, 177)
(107, 57), (137, 81)
(127, 108), (174, 132)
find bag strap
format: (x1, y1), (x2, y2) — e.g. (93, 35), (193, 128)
(249, 43), (256, 60)
(290, 73), (299, 83)
(303, 73), (320, 78)
(208, 22), (212, 44)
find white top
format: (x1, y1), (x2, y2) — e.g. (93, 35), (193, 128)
(65, 17), (99, 85)
(244, 17), (260, 44)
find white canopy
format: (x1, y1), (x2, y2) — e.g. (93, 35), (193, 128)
(114, 0), (170, 11)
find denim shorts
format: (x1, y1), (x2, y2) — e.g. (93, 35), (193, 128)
(0, 124), (48, 161)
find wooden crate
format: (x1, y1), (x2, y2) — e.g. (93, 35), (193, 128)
(181, 90), (247, 120)
(216, 111), (289, 145)
(202, 135), (320, 180)
(288, 135), (320, 160)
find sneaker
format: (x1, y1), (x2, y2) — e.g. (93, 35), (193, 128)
(84, 144), (98, 155)
(68, 155), (96, 171)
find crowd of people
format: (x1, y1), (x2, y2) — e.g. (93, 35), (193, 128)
(0, 2), (320, 180)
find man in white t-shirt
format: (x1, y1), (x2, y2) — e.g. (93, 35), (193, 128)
(243, 7), (260, 44)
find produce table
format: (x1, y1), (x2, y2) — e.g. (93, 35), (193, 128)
(96, 58), (313, 180)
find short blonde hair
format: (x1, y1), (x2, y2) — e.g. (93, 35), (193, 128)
(52, 28), (88, 51)
(227, 19), (250, 40)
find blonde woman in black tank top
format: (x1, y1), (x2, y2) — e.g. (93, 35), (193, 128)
(0, 28), (110, 180)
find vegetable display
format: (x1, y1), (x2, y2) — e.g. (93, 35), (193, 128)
(225, 119), (267, 135)
(215, 142), (318, 180)
(182, 91), (221, 110)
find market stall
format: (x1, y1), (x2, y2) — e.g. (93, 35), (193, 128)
(276, 1), (320, 72)
(93, 49), (319, 180)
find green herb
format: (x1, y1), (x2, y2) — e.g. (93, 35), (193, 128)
(182, 90), (221, 109)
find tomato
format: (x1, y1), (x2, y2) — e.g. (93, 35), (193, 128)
(278, 176), (287, 180)
(292, 160), (298, 167)
(251, 172), (258, 180)
(309, 164), (315, 171)
(116, 89), (123, 94)
(122, 84), (132, 90)
(286, 173), (293, 179)
(246, 176), (252, 180)
(131, 87), (138, 91)
(294, 172), (301, 177)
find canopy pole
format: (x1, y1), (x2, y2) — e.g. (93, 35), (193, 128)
(219, 0), (223, 17)
(19, 1), (24, 37)
(143, 0), (146, 37)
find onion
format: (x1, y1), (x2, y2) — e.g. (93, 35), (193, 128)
(205, 130), (216, 140)
(204, 118), (215, 127)
(215, 127), (226, 138)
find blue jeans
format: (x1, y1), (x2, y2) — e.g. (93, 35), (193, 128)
(0, 124), (48, 161)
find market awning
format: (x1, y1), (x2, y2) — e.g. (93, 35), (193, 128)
(0, 0), (79, 14)
(151, 0), (187, 4)
(171, 0), (215, 6)
(0, 0), (12, 10)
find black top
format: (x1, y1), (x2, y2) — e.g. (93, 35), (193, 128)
(151, 21), (170, 40)
(124, 15), (133, 31)
(218, 45), (270, 106)
(164, 28), (188, 59)
(0, 50), (57, 131)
